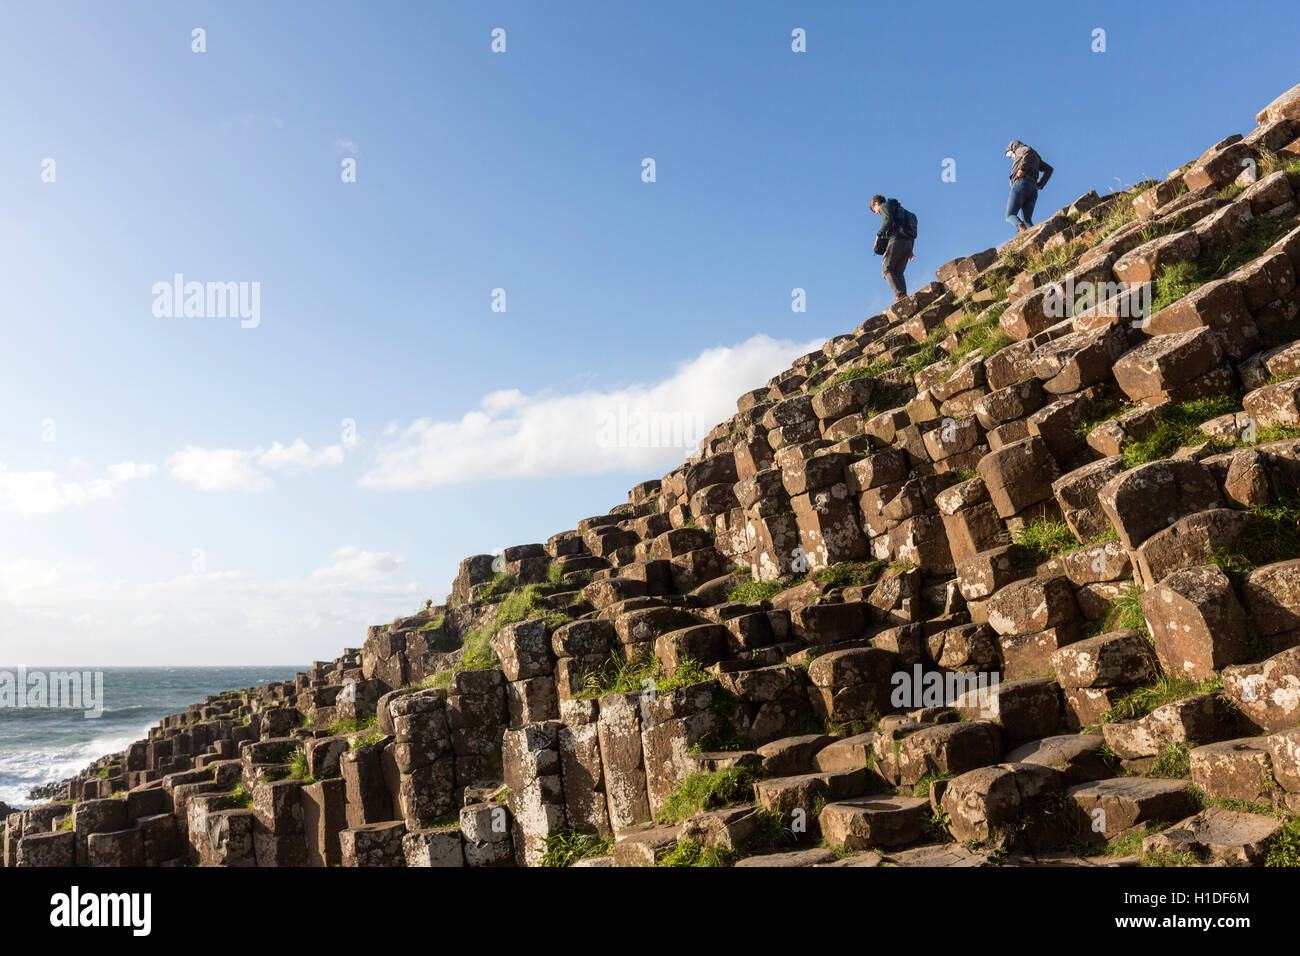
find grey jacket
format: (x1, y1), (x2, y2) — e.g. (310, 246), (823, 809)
(1006, 141), (1053, 188)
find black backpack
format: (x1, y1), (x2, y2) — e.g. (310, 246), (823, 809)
(895, 202), (918, 240)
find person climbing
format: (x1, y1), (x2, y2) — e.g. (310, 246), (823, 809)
(870, 194), (917, 301)
(1004, 140), (1053, 233)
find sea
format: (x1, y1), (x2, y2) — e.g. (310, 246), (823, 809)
(0, 666), (301, 810)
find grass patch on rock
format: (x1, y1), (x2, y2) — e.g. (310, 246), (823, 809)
(1102, 676), (1221, 724)
(657, 766), (762, 825)
(539, 830), (613, 867)
(1119, 394), (1241, 467)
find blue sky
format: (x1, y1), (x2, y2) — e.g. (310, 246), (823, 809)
(0, 1), (1294, 665)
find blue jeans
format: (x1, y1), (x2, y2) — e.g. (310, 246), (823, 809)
(1006, 177), (1038, 228)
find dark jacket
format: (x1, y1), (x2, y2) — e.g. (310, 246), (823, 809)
(877, 197), (904, 238)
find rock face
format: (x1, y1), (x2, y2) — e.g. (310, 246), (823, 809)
(15, 83), (1300, 870)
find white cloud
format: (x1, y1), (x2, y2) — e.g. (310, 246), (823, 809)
(360, 333), (822, 490)
(259, 439), (345, 471)
(0, 461), (157, 516)
(106, 461), (158, 483)
(336, 138), (359, 155)
(167, 447), (269, 492)
(0, 547), (426, 666)
(310, 546), (404, 583)
(167, 439), (345, 492)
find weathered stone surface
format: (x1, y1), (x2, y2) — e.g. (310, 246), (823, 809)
(1136, 509), (1247, 587)
(987, 576), (1077, 637)
(1244, 559), (1300, 636)
(814, 732), (877, 773)
(734, 847), (839, 867)
(1113, 327), (1222, 403)
(954, 678), (1060, 744)
(1266, 729), (1300, 793)
(1098, 459), (1223, 549)
(1112, 230), (1200, 287)
(492, 619), (555, 681)
(16, 830), (76, 868)
(819, 796), (930, 849)
(1067, 777), (1195, 845)
(1052, 457), (1124, 541)
(1032, 325), (1127, 394)
(403, 826), (464, 867)
(872, 721), (1000, 788)
(1222, 646), (1300, 732)
(998, 623), (1082, 681)
(1052, 631), (1155, 689)
(302, 778), (347, 867)
(1005, 734), (1115, 782)
(940, 762), (1062, 844)
(1243, 378), (1300, 429)
(340, 821), (407, 867)
(975, 379), (1045, 431)
(1102, 694), (1224, 760)
(791, 482), (869, 570)
(752, 767), (867, 817)
(807, 647), (895, 721)
(1142, 807), (1282, 865)
(956, 545), (1024, 602)
(596, 693), (650, 830)
(791, 601), (868, 645)
(678, 806), (761, 850)
(1189, 739), (1273, 804)
(977, 436), (1060, 519)
(1141, 565), (1251, 681)
(458, 801), (514, 867)
(925, 622), (1000, 671)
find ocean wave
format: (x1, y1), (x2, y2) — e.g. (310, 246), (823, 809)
(0, 723), (153, 809)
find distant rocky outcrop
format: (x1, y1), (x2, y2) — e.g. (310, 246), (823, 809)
(8, 81), (1300, 869)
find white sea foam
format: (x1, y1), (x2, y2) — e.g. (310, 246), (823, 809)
(0, 724), (152, 808)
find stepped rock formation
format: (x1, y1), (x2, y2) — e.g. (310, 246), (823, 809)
(9, 81), (1300, 869)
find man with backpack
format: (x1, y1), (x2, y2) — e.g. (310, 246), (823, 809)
(870, 194), (917, 301)
(1004, 140), (1054, 232)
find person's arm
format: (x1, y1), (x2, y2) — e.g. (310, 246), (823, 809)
(877, 202), (894, 238)
(1037, 161), (1053, 189)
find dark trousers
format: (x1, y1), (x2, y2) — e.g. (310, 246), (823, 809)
(883, 235), (913, 298)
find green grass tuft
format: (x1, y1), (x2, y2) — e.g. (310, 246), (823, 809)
(728, 573), (805, 604)
(575, 653), (714, 700)
(539, 830), (613, 867)
(1102, 675), (1221, 724)
(1144, 741), (1193, 779)
(1009, 519), (1080, 565)
(656, 839), (737, 867)
(1265, 817), (1300, 866)
(1084, 584), (1148, 639)
(813, 561), (886, 589)
(657, 766), (761, 824)
(1119, 394), (1241, 467)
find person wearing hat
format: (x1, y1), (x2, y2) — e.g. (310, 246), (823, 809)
(1004, 140), (1053, 233)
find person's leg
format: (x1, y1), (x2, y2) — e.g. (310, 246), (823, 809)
(882, 238), (900, 297)
(896, 236), (912, 296)
(1005, 182), (1024, 227)
(1020, 182), (1038, 227)
(884, 238), (908, 298)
